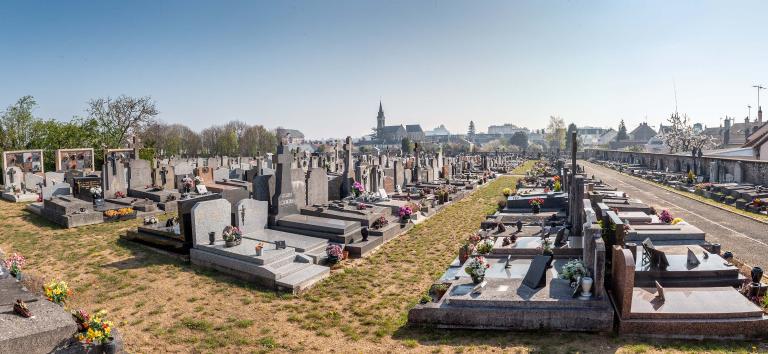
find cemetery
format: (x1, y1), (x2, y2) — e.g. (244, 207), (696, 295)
(1, 136), (768, 352)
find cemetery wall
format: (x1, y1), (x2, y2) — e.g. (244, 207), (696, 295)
(585, 149), (768, 185)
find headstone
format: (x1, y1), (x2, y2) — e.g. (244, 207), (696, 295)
(191, 199), (232, 246)
(234, 199), (268, 234)
(687, 247), (700, 267)
(655, 281), (665, 302)
(270, 143), (299, 221)
(128, 159), (153, 189)
(306, 167), (329, 205)
(23, 172), (44, 192)
(42, 182), (71, 200)
(522, 255), (550, 289)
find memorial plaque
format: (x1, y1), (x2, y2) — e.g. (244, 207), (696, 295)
(522, 255), (550, 289)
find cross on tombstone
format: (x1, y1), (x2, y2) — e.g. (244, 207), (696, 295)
(159, 166), (168, 186)
(240, 204), (246, 225)
(107, 153), (117, 176)
(7, 168), (16, 184)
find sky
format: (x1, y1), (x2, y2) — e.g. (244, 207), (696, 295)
(1, 0), (767, 139)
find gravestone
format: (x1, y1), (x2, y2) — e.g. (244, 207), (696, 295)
(522, 255), (550, 289)
(306, 167), (329, 205)
(191, 199), (232, 246)
(72, 176), (102, 201)
(270, 143), (299, 221)
(154, 165), (176, 190)
(45, 171), (66, 186)
(291, 168), (307, 208)
(213, 167), (229, 182)
(4, 167), (22, 192)
(128, 159), (153, 189)
(42, 182), (71, 200)
(102, 153), (128, 198)
(23, 172), (44, 192)
(234, 199), (268, 234)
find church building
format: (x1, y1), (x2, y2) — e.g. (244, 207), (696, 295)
(375, 102), (423, 143)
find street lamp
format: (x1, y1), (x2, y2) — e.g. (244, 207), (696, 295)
(753, 85), (765, 110)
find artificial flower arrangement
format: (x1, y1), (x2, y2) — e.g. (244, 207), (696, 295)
(89, 186), (103, 199)
(372, 216), (389, 230)
(670, 218), (685, 225)
(658, 209), (673, 224)
(753, 198), (765, 207)
(104, 208), (134, 218)
(537, 238), (553, 255)
(464, 256), (490, 284)
(352, 181), (365, 197)
(559, 259), (589, 282)
(193, 176), (203, 185)
(326, 243), (343, 263)
(502, 188), (513, 197)
(182, 176), (194, 190)
(113, 191), (125, 198)
(398, 205), (414, 221)
(554, 179), (562, 192)
(475, 239), (494, 255)
(143, 216), (158, 225)
(254, 242), (264, 255)
(73, 309), (114, 345)
(4, 253), (26, 278)
(43, 279), (72, 305)
(528, 197), (545, 207)
(687, 170), (696, 184)
(356, 203), (368, 210)
(222, 225), (243, 246)
(694, 182), (713, 191)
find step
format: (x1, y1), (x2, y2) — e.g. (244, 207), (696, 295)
(275, 264), (330, 294)
(270, 261), (314, 279)
(345, 236), (384, 258)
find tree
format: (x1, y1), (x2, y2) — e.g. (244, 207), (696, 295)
(467, 121), (476, 141)
(527, 142), (543, 154)
(0, 96), (39, 150)
(401, 137), (414, 154)
(87, 95), (158, 148)
(616, 119), (629, 141)
(661, 113), (717, 153)
(509, 131), (528, 149)
(545, 116), (566, 151)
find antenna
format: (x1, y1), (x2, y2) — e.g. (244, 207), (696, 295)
(753, 85), (765, 110)
(673, 79), (679, 114)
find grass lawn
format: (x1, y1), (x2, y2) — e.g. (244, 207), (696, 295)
(0, 160), (763, 353)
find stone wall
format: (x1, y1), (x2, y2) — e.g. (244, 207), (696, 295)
(585, 149), (768, 185)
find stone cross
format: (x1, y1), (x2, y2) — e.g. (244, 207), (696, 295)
(159, 166), (168, 186)
(7, 168), (16, 184)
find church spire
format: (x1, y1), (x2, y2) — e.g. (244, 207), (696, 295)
(376, 101), (386, 140)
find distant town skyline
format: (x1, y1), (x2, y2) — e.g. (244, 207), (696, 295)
(2, 0), (767, 139)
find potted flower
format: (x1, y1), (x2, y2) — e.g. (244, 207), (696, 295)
(90, 186), (103, 206)
(670, 217), (685, 225)
(4, 253), (26, 280)
(458, 243), (472, 264)
(398, 205), (413, 223)
(113, 191), (125, 199)
(559, 259), (590, 284)
(73, 309), (117, 353)
(326, 244), (343, 264)
(658, 209), (673, 224)
(352, 181), (365, 197)
(194, 176), (203, 186)
(475, 239), (494, 255)
(254, 242), (264, 256)
(464, 256), (490, 284)
(502, 188), (512, 197)
(371, 216), (389, 230)
(529, 197), (545, 214)
(430, 283), (450, 301)
(222, 225), (242, 247)
(182, 176), (194, 194)
(43, 279), (71, 305)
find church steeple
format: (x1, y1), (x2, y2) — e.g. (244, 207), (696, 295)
(376, 101), (386, 140)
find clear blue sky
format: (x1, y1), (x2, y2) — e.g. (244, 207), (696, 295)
(1, 0), (766, 139)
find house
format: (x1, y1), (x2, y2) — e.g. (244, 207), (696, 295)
(487, 124), (528, 136)
(609, 122), (657, 150)
(275, 128), (305, 144)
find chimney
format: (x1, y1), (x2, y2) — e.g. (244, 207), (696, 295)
(723, 117), (731, 145)
(759, 106), (763, 123)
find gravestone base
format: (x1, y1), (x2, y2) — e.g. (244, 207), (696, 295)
(123, 224), (188, 255)
(0, 275), (78, 354)
(1, 192), (38, 203)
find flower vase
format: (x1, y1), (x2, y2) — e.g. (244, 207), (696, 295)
(470, 274), (484, 284)
(532, 204), (541, 214)
(103, 339), (117, 354)
(255, 248), (263, 257)
(225, 240), (237, 248)
(579, 277), (593, 299)
(328, 255), (339, 264)
(459, 247), (469, 264)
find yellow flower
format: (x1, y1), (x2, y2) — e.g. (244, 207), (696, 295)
(671, 218), (684, 225)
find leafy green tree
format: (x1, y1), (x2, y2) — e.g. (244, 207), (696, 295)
(0, 96), (39, 150)
(401, 137), (414, 154)
(616, 119), (629, 141)
(509, 131), (528, 149)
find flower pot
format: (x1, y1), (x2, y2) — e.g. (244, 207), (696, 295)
(328, 255), (339, 264)
(532, 204), (541, 214)
(255, 248), (263, 257)
(458, 247), (469, 264)
(470, 274), (484, 284)
(342, 250), (349, 260)
(224, 240), (237, 248)
(103, 339), (117, 354)
(579, 277), (593, 299)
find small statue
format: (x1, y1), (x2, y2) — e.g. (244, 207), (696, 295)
(14, 299), (32, 318)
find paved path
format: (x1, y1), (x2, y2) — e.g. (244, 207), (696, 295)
(582, 160), (768, 267)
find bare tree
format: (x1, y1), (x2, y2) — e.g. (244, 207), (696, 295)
(87, 95), (158, 148)
(545, 116), (566, 151)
